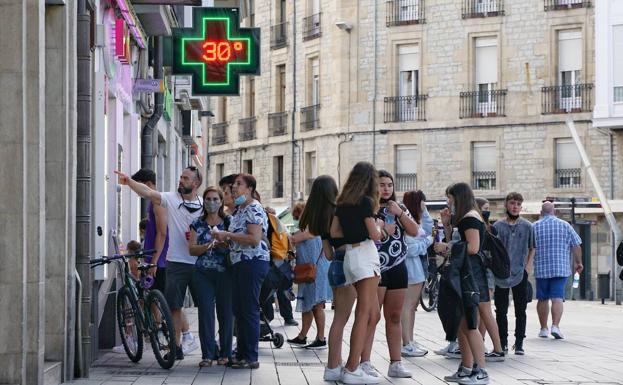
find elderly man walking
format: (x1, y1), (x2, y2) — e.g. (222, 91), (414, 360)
(533, 201), (583, 340)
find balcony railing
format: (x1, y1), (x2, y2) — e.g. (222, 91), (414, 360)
(273, 181), (284, 198)
(544, 0), (590, 11)
(462, 0), (504, 18)
(555, 168), (581, 188)
(303, 13), (321, 40)
(212, 122), (228, 145)
(268, 112), (288, 136)
(238, 117), (257, 141)
(301, 104), (320, 131)
(395, 173), (417, 192)
(386, 0), (425, 26)
(472, 171), (496, 190)
(460, 89), (507, 118)
(384, 95), (427, 123)
(270, 22), (288, 49)
(541, 84), (593, 114)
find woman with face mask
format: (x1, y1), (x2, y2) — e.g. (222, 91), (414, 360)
(188, 186), (233, 367)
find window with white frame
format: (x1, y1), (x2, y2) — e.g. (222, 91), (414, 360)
(558, 30), (582, 108)
(475, 37), (498, 111)
(613, 25), (623, 103)
(395, 145), (418, 192)
(398, 45), (419, 98)
(555, 138), (581, 188)
(310, 57), (320, 105)
(472, 142), (496, 190)
(305, 151), (317, 195)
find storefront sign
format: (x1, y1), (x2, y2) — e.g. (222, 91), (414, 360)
(133, 79), (164, 93)
(115, 18), (131, 64)
(171, 7), (260, 96)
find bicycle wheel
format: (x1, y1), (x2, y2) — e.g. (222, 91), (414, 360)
(116, 286), (144, 362)
(146, 289), (176, 369)
(420, 274), (439, 312)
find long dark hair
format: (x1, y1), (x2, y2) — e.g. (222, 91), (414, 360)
(448, 182), (481, 222)
(299, 175), (338, 235)
(403, 190), (426, 223)
(378, 170), (396, 203)
(236, 173), (261, 202)
(201, 186), (226, 221)
(337, 162), (380, 213)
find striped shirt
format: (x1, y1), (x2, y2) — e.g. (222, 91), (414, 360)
(533, 215), (581, 279)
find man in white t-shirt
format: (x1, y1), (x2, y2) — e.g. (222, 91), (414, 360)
(116, 166), (203, 360)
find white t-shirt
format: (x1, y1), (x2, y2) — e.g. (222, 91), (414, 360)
(159, 191), (203, 264)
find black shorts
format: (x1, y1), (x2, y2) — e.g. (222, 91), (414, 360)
(165, 261), (195, 310)
(153, 267), (166, 293)
(379, 261), (408, 290)
(469, 255), (490, 303)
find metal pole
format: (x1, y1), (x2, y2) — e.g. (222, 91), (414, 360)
(290, 0), (297, 207)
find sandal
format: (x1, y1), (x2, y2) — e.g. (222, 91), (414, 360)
(217, 357), (229, 366)
(231, 360), (259, 369)
(198, 359), (213, 368)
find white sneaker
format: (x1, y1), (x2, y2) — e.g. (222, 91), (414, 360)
(388, 361), (412, 378)
(112, 336), (137, 354)
(410, 340), (427, 351)
(538, 327), (549, 338)
(458, 368), (490, 385)
(550, 325), (565, 340)
(341, 366), (381, 384)
(444, 366), (472, 383)
(112, 344), (126, 354)
(182, 333), (199, 355)
(401, 343), (428, 357)
(323, 364), (342, 381)
(435, 340), (458, 355)
(359, 361), (379, 377)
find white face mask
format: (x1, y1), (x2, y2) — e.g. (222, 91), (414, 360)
(204, 201), (221, 213)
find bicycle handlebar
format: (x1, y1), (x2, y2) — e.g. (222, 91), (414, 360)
(89, 249), (157, 268)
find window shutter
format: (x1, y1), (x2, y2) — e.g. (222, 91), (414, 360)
(396, 145), (418, 174)
(556, 139), (581, 169)
(399, 45), (420, 72)
(475, 37), (497, 85)
(473, 142), (496, 172)
(558, 30), (582, 72)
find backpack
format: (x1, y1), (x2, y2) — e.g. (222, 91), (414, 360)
(266, 212), (290, 261)
(481, 230), (511, 279)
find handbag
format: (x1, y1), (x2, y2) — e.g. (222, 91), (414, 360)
(293, 247), (323, 284)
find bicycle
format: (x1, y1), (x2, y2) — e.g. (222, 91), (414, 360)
(420, 257), (441, 312)
(89, 249), (177, 369)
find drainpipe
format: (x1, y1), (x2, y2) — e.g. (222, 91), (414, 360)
(372, 0), (377, 165)
(290, 0), (297, 207)
(76, 0), (92, 376)
(141, 36), (163, 216)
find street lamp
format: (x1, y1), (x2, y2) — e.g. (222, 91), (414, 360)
(335, 21), (353, 32)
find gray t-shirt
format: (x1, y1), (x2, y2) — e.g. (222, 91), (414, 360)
(492, 217), (535, 288)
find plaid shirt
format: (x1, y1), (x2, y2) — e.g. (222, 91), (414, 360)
(533, 215), (582, 279)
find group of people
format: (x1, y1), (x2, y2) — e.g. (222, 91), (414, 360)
(114, 161), (583, 385)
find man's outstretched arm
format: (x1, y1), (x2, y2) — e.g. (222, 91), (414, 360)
(114, 170), (162, 206)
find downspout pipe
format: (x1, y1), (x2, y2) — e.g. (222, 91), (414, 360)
(141, 36), (163, 216)
(290, 0), (297, 207)
(372, 0), (377, 165)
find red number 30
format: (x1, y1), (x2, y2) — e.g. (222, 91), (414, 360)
(202, 41), (232, 62)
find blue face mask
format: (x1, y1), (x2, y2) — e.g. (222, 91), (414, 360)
(234, 194), (247, 206)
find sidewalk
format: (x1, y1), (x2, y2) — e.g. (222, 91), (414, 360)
(66, 300), (623, 385)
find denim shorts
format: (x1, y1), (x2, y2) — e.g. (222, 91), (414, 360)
(536, 276), (567, 300)
(328, 251), (346, 288)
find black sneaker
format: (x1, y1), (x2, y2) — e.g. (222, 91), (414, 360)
(484, 350), (505, 362)
(287, 336), (307, 345)
(513, 340), (525, 355)
(304, 339), (327, 350)
(284, 319), (299, 326)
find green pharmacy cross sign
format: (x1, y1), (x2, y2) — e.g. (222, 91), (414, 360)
(172, 8), (260, 96)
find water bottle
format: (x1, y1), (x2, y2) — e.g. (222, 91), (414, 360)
(572, 272), (580, 289)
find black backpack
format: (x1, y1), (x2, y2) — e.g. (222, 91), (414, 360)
(481, 230), (511, 279)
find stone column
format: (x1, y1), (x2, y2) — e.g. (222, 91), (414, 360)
(0, 0), (46, 384)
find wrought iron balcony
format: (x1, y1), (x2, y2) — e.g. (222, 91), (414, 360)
(541, 84), (593, 114)
(472, 171), (496, 190)
(462, 0), (504, 18)
(544, 0), (590, 11)
(301, 104), (320, 131)
(212, 122), (228, 145)
(303, 13), (321, 40)
(268, 112), (288, 136)
(555, 168), (581, 188)
(270, 22), (288, 49)
(386, 0), (425, 26)
(395, 173), (418, 192)
(384, 95), (427, 123)
(273, 181), (284, 198)
(238, 117), (257, 141)
(460, 89), (507, 118)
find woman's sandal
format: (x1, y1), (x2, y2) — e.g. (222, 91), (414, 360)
(217, 357), (229, 366)
(230, 360), (260, 369)
(198, 359), (213, 368)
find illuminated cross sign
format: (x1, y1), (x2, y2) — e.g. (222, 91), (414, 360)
(172, 7), (260, 96)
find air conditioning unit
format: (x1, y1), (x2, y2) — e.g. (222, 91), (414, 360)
(174, 75), (207, 110)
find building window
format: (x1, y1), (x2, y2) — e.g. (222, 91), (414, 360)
(395, 145), (418, 192)
(559, 30), (582, 107)
(303, 0), (321, 40)
(544, 0), (590, 12)
(276, 64), (286, 112)
(243, 159), (253, 175)
(472, 142), (496, 190)
(305, 151), (317, 195)
(219, 97), (227, 122)
(555, 138), (581, 188)
(386, 0), (425, 26)
(309, 57), (320, 106)
(216, 163), (224, 182)
(246, 78), (255, 117)
(475, 37), (498, 112)
(463, 0), (504, 18)
(273, 156), (284, 198)
(614, 25), (623, 103)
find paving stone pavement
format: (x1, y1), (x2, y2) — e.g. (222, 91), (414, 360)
(65, 300), (623, 385)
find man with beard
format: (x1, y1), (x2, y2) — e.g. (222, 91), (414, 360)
(115, 166), (203, 360)
(492, 192), (535, 355)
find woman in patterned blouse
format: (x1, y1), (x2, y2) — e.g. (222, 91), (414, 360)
(212, 173), (270, 369)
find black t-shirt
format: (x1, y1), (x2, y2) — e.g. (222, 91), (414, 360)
(321, 232), (347, 249)
(335, 196), (375, 244)
(457, 214), (485, 255)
